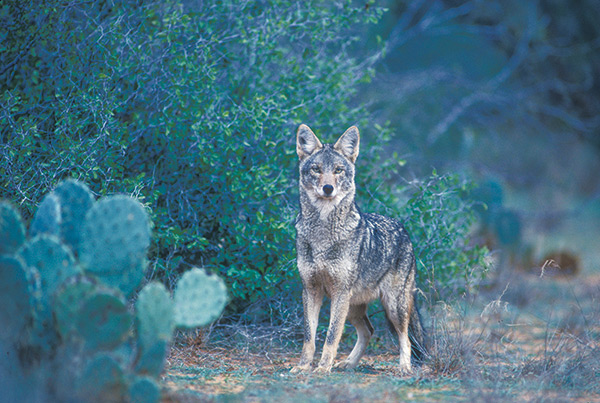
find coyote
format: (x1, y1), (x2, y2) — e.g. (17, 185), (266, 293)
(291, 124), (427, 374)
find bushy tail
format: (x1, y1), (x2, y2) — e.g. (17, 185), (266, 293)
(385, 293), (429, 365)
(408, 297), (428, 365)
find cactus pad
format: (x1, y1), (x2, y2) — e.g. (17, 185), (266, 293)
(18, 235), (81, 296)
(80, 195), (150, 296)
(0, 256), (33, 342)
(129, 376), (160, 403)
(134, 339), (168, 377)
(97, 260), (147, 298)
(0, 201), (26, 255)
(30, 193), (62, 238)
(135, 282), (175, 350)
(53, 179), (95, 254)
(53, 276), (97, 338)
(76, 353), (126, 402)
(173, 267), (227, 328)
(76, 290), (133, 350)
(19, 236), (79, 352)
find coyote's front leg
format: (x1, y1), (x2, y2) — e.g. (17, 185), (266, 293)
(291, 287), (323, 373)
(314, 292), (351, 373)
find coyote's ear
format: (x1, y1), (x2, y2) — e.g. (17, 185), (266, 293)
(334, 126), (360, 163)
(296, 124), (323, 161)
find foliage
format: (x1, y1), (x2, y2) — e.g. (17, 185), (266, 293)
(0, 180), (226, 402)
(400, 173), (489, 301)
(1, 0), (493, 314)
(0, 0), (389, 309)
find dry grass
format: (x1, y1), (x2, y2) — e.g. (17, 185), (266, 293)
(160, 269), (600, 402)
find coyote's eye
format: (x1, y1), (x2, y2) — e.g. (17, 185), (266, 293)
(311, 166), (321, 174)
(334, 167), (344, 174)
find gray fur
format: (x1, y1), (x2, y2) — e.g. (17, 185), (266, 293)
(291, 124), (427, 374)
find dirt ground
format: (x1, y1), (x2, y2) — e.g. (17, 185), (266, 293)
(160, 267), (600, 402)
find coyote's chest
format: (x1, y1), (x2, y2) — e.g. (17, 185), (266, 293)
(298, 227), (382, 303)
(310, 238), (347, 264)
(297, 221), (360, 275)
(296, 185), (362, 280)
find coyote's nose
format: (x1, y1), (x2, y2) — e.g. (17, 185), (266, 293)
(323, 184), (334, 196)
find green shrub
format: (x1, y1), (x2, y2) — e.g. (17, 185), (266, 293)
(350, 135), (489, 302)
(401, 172), (489, 301)
(1, 1), (487, 311)
(0, 0), (387, 308)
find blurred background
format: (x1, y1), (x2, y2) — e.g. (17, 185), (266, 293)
(357, 0), (600, 278)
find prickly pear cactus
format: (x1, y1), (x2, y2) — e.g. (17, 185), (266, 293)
(134, 282), (173, 377)
(18, 235), (79, 353)
(129, 376), (160, 403)
(135, 339), (169, 377)
(76, 290), (133, 350)
(0, 201), (26, 255)
(28, 301), (60, 356)
(173, 267), (228, 328)
(53, 276), (97, 338)
(18, 235), (81, 296)
(97, 260), (147, 299)
(17, 236), (73, 353)
(76, 353), (126, 402)
(52, 179), (94, 253)
(0, 180), (228, 402)
(80, 196), (150, 296)
(135, 282), (175, 350)
(0, 256), (34, 342)
(29, 193), (61, 238)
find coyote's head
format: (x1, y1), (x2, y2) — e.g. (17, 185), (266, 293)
(296, 124), (360, 219)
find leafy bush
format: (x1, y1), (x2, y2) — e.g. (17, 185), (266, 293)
(1, 0), (487, 311)
(400, 173), (489, 301)
(0, 0), (387, 308)
(352, 156), (489, 302)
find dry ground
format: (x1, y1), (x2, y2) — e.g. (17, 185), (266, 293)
(161, 269), (600, 402)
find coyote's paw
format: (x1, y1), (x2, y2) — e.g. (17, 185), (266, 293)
(290, 364), (311, 374)
(313, 365), (332, 374)
(395, 364), (413, 377)
(333, 360), (358, 370)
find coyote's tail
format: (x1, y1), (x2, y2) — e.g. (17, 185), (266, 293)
(385, 293), (429, 365)
(408, 297), (428, 364)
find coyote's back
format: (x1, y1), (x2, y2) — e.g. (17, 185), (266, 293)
(291, 124), (427, 374)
